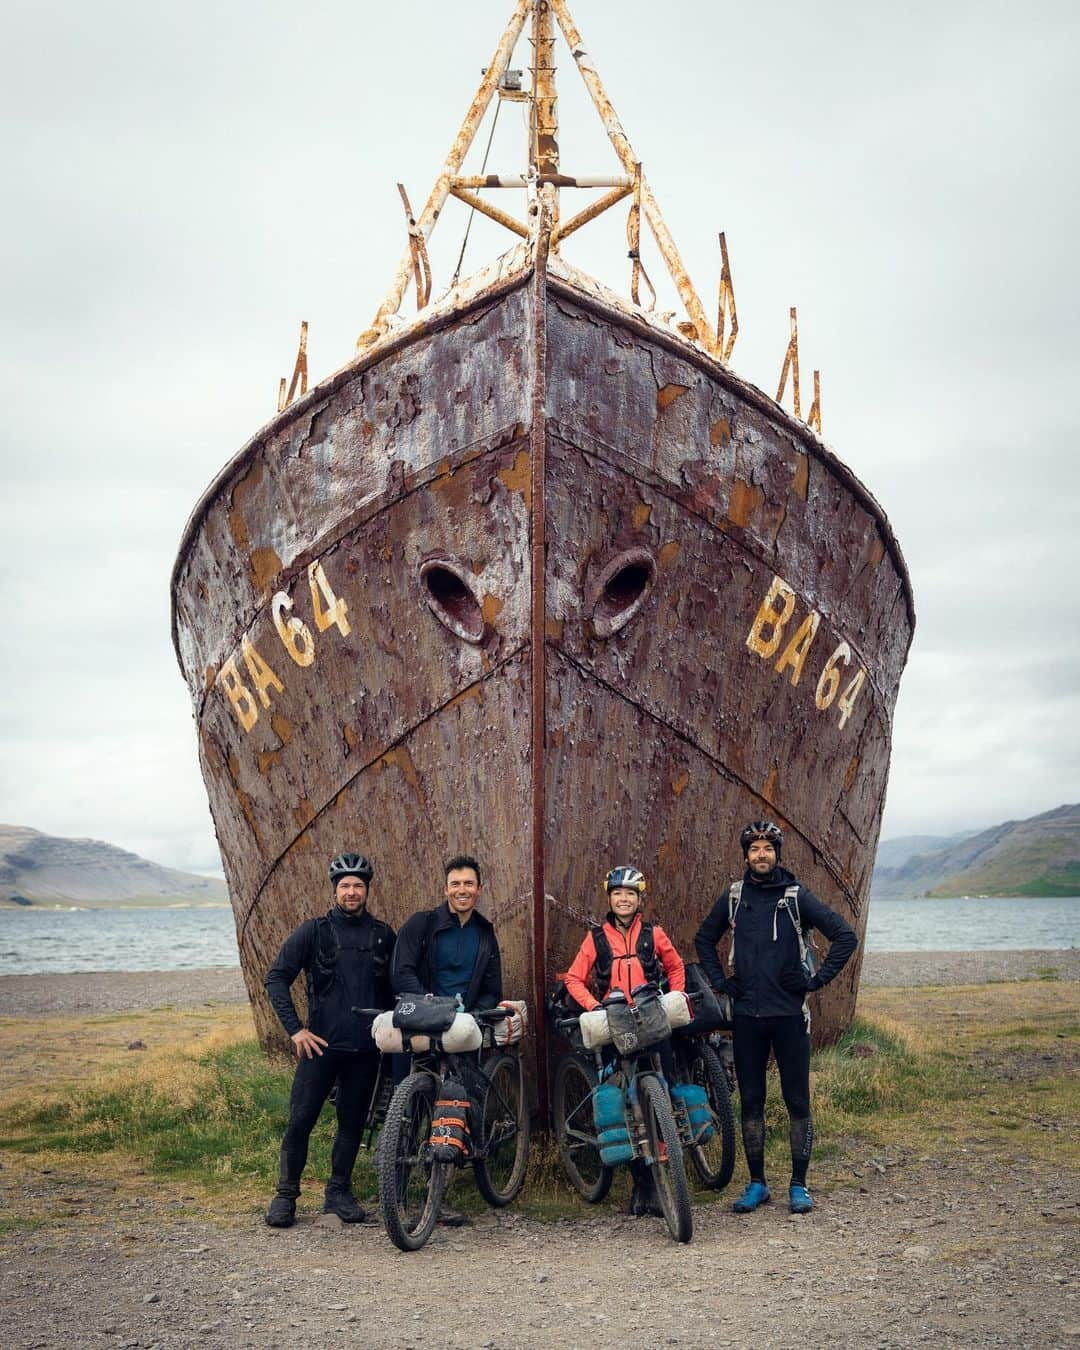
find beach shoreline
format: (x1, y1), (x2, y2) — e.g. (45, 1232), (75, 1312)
(0, 949), (1077, 1018)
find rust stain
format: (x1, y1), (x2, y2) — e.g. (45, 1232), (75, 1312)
(550, 728), (565, 748)
(657, 838), (674, 870)
(445, 683), (484, 713)
(545, 617), (564, 641)
(709, 417), (732, 447)
(256, 748), (280, 776)
(842, 756), (860, 792)
(671, 769), (690, 797)
(762, 766), (779, 804)
(481, 593), (504, 626)
(293, 799), (316, 829)
(250, 547), (283, 596)
(658, 540), (680, 568)
(497, 449), (531, 496)
(226, 750), (262, 840)
(727, 479), (765, 527)
(377, 744), (425, 804)
(792, 452), (809, 502)
(342, 723), (359, 752)
(226, 461), (264, 551)
(632, 501), (652, 529)
(288, 831), (313, 854)
(866, 536), (886, 568)
(657, 383), (690, 410)
(270, 714), (293, 747)
(203, 664), (217, 693)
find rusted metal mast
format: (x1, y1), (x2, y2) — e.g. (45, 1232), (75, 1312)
(530, 2), (560, 233)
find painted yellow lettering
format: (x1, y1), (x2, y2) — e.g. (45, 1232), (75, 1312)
(746, 576), (796, 660)
(836, 667), (867, 730)
(242, 636), (285, 709)
(774, 611), (820, 687)
(272, 591), (316, 668)
(218, 657), (259, 733)
(815, 641), (852, 710)
(309, 561), (351, 637)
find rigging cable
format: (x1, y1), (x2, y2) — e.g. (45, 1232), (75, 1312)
(450, 95), (504, 288)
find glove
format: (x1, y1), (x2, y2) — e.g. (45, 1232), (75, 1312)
(807, 973), (825, 993)
(722, 976), (743, 1001)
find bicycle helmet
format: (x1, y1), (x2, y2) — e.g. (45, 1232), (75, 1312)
(740, 820), (783, 859)
(604, 865), (646, 894)
(328, 853), (374, 885)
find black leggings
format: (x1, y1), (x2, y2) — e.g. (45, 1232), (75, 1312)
(732, 1014), (813, 1186)
(276, 1049), (380, 1196)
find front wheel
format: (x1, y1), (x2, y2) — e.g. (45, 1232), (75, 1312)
(473, 1052), (531, 1207)
(376, 1073), (448, 1252)
(685, 1041), (737, 1191)
(552, 1055), (613, 1203)
(639, 1073), (693, 1244)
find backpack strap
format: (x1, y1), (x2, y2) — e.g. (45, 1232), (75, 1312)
(306, 915), (339, 999)
(726, 881), (743, 973)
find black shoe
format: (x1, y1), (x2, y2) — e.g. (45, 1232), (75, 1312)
(323, 1188), (366, 1223)
(436, 1205), (468, 1227)
(628, 1181), (663, 1218)
(265, 1194), (296, 1228)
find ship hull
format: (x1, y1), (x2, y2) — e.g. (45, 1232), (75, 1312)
(172, 262), (913, 1093)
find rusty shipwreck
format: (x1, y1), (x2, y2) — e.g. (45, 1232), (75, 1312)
(170, 0), (914, 1105)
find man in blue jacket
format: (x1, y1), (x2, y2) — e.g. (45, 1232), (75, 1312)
(263, 852), (395, 1228)
(695, 821), (856, 1215)
(391, 854), (502, 1011)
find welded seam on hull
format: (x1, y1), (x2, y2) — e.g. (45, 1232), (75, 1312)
(188, 426), (528, 722)
(553, 647), (863, 918)
(551, 427), (901, 712)
(236, 644), (528, 945)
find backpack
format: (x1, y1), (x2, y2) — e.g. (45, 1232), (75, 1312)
(590, 920), (662, 998)
(727, 882), (820, 980)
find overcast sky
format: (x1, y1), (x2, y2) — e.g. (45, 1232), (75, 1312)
(1, 0), (1077, 872)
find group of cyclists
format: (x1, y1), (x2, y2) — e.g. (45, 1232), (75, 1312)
(261, 821), (856, 1229)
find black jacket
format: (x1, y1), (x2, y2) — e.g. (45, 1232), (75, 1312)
(391, 902), (503, 1012)
(264, 906), (395, 1051)
(694, 866), (857, 1019)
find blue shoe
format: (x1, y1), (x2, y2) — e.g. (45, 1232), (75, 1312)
(732, 1180), (771, 1213)
(789, 1183), (813, 1214)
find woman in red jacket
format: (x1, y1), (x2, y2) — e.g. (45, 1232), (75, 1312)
(563, 865), (687, 1216)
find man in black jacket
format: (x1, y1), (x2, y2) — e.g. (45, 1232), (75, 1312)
(695, 821), (856, 1216)
(391, 854), (502, 1011)
(263, 852), (395, 1228)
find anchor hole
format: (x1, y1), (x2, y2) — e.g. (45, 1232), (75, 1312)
(591, 549), (657, 637)
(420, 562), (485, 644)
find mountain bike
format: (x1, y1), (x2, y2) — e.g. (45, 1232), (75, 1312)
(550, 990), (693, 1244)
(373, 1005), (530, 1252)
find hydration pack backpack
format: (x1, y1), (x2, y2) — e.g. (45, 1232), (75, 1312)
(727, 882), (821, 983)
(590, 921), (662, 998)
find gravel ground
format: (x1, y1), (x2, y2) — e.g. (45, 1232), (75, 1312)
(1, 950), (1077, 1019)
(1, 954), (1076, 1348)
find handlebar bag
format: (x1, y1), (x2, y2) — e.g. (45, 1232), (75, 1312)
(606, 987), (670, 1053)
(392, 994), (459, 1034)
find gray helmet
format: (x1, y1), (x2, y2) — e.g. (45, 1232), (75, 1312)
(329, 853), (373, 885)
(605, 865), (646, 894)
(739, 821), (783, 859)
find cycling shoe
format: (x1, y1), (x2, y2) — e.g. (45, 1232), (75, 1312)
(732, 1180), (771, 1213)
(788, 1183), (813, 1214)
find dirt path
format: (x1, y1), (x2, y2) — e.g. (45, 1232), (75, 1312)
(1, 960), (1077, 1348)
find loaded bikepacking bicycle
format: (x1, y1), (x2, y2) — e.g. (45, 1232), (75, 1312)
(363, 997), (531, 1252)
(550, 978), (738, 1242)
(550, 984), (699, 1243)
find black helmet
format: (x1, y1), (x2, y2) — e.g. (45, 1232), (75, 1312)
(739, 821), (783, 858)
(329, 853), (374, 885)
(605, 865), (646, 895)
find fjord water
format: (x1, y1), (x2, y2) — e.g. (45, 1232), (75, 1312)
(0, 896), (1077, 975)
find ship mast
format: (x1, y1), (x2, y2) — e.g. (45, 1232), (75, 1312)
(359, 0), (720, 357)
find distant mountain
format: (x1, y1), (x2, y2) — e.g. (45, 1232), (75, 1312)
(0, 825), (229, 907)
(873, 831), (977, 872)
(871, 804), (1080, 899)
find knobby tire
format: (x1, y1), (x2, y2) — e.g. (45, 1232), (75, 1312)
(376, 1073), (447, 1252)
(640, 1073), (693, 1244)
(552, 1055), (613, 1203)
(686, 1040), (737, 1191)
(473, 1051), (531, 1207)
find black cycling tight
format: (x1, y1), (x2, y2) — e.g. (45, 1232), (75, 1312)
(276, 1050), (380, 1196)
(732, 1014), (813, 1186)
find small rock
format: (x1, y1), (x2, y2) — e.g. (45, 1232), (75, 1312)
(142, 1293), (161, 1305)
(127, 1040), (147, 1051)
(902, 1245), (931, 1261)
(535, 1271), (549, 1283)
(849, 1042), (879, 1058)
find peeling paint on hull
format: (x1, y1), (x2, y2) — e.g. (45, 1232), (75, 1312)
(171, 264), (914, 1091)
